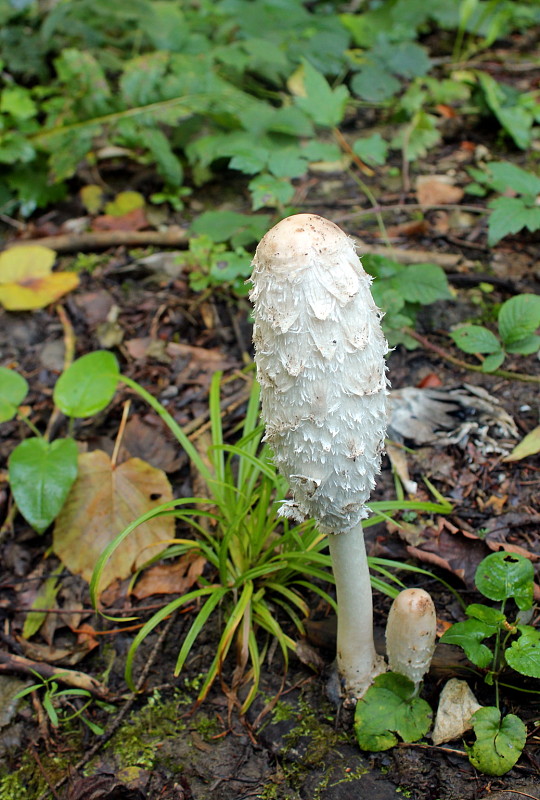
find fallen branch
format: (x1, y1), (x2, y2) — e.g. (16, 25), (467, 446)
(404, 327), (540, 385)
(355, 240), (466, 269)
(0, 651), (112, 700)
(3, 226), (189, 253)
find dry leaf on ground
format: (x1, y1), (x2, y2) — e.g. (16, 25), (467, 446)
(0, 245), (79, 310)
(416, 175), (464, 206)
(53, 450), (173, 589)
(131, 551), (206, 599)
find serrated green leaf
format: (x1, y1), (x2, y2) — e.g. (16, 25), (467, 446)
(353, 134), (389, 167)
(190, 211), (271, 247)
(475, 552), (534, 610)
(505, 334), (540, 355)
(450, 325), (501, 355)
(0, 367), (28, 422)
(498, 294), (540, 347)
(373, 39), (431, 79)
(485, 162), (540, 197)
(488, 197), (540, 246)
(295, 60), (349, 127)
(354, 672), (431, 752)
(391, 111), (441, 161)
(395, 263), (451, 305)
(440, 619), (495, 668)
(267, 147), (309, 179)
(1, 86), (37, 120)
(9, 437), (78, 534)
(467, 707), (526, 776)
(143, 127), (183, 186)
(53, 351), (120, 418)
(505, 627), (540, 678)
(351, 65), (400, 103)
(481, 351), (505, 372)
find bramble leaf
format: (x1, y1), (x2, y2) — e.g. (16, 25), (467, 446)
(294, 60), (349, 128)
(488, 197), (540, 246)
(450, 325), (501, 354)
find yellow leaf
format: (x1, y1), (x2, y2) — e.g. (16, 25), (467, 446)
(104, 191), (145, 217)
(53, 451), (174, 589)
(0, 245), (56, 281)
(0, 273), (80, 310)
(80, 184), (105, 214)
(0, 245), (79, 310)
(503, 425), (540, 462)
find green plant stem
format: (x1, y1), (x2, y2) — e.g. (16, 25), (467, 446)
(403, 327), (540, 385)
(16, 411), (43, 438)
(120, 374), (213, 484)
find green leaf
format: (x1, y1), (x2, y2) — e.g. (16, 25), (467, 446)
(474, 552), (534, 610)
(485, 162), (540, 197)
(373, 39), (431, 79)
(488, 197), (540, 246)
(391, 111), (441, 161)
(352, 134), (388, 167)
(481, 351), (505, 372)
(267, 147), (309, 179)
(440, 619), (495, 668)
(53, 351), (120, 418)
(0, 366), (28, 422)
(0, 86), (37, 120)
(450, 325), (501, 355)
(503, 425), (540, 462)
(351, 65), (401, 103)
(22, 567), (61, 639)
(505, 626), (540, 678)
(465, 604), (506, 627)
(190, 211), (271, 248)
(248, 174), (295, 211)
(498, 294), (540, 347)
(295, 60), (350, 128)
(354, 673), (432, 752)
(505, 334), (540, 355)
(466, 707), (526, 776)
(395, 263), (451, 305)
(9, 437), (78, 534)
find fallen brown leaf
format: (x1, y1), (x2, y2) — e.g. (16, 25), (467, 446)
(131, 552), (206, 599)
(416, 175), (464, 206)
(53, 450), (174, 590)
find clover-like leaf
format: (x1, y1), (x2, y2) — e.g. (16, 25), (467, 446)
(466, 707), (526, 776)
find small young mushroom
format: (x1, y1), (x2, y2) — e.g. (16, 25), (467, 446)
(250, 213), (389, 699)
(385, 587), (437, 693)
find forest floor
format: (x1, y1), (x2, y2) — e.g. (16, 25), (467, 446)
(1, 43), (540, 800)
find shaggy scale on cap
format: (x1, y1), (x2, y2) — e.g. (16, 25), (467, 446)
(250, 213), (389, 535)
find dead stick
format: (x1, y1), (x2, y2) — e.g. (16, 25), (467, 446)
(3, 227), (189, 253)
(404, 327), (540, 385)
(354, 240), (464, 269)
(0, 651), (112, 700)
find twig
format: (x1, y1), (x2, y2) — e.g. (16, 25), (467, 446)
(0, 651), (112, 700)
(404, 327), (540, 385)
(3, 227), (189, 253)
(354, 241), (464, 269)
(37, 611), (180, 800)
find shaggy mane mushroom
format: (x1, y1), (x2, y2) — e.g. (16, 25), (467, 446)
(250, 213), (389, 699)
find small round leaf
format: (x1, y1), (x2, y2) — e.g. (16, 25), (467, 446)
(475, 552), (534, 610)
(54, 351), (120, 418)
(498, 294), (540, 347)
(9, 437), (78, 533)
(505, 627), (540, 678)
(467, 707), (526, 776)
(0, 367), (28, 422)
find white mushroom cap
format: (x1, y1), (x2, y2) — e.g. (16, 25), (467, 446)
(385, 588), (437, 690)
(250, 214), (389, 535)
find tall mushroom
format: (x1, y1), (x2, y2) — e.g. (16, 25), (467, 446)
(250, 213), (389, 699)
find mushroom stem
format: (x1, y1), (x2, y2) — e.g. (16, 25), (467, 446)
(328, 525), (385, 697)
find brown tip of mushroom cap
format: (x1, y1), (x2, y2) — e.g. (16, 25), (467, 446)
(253, 213), (355, 275)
